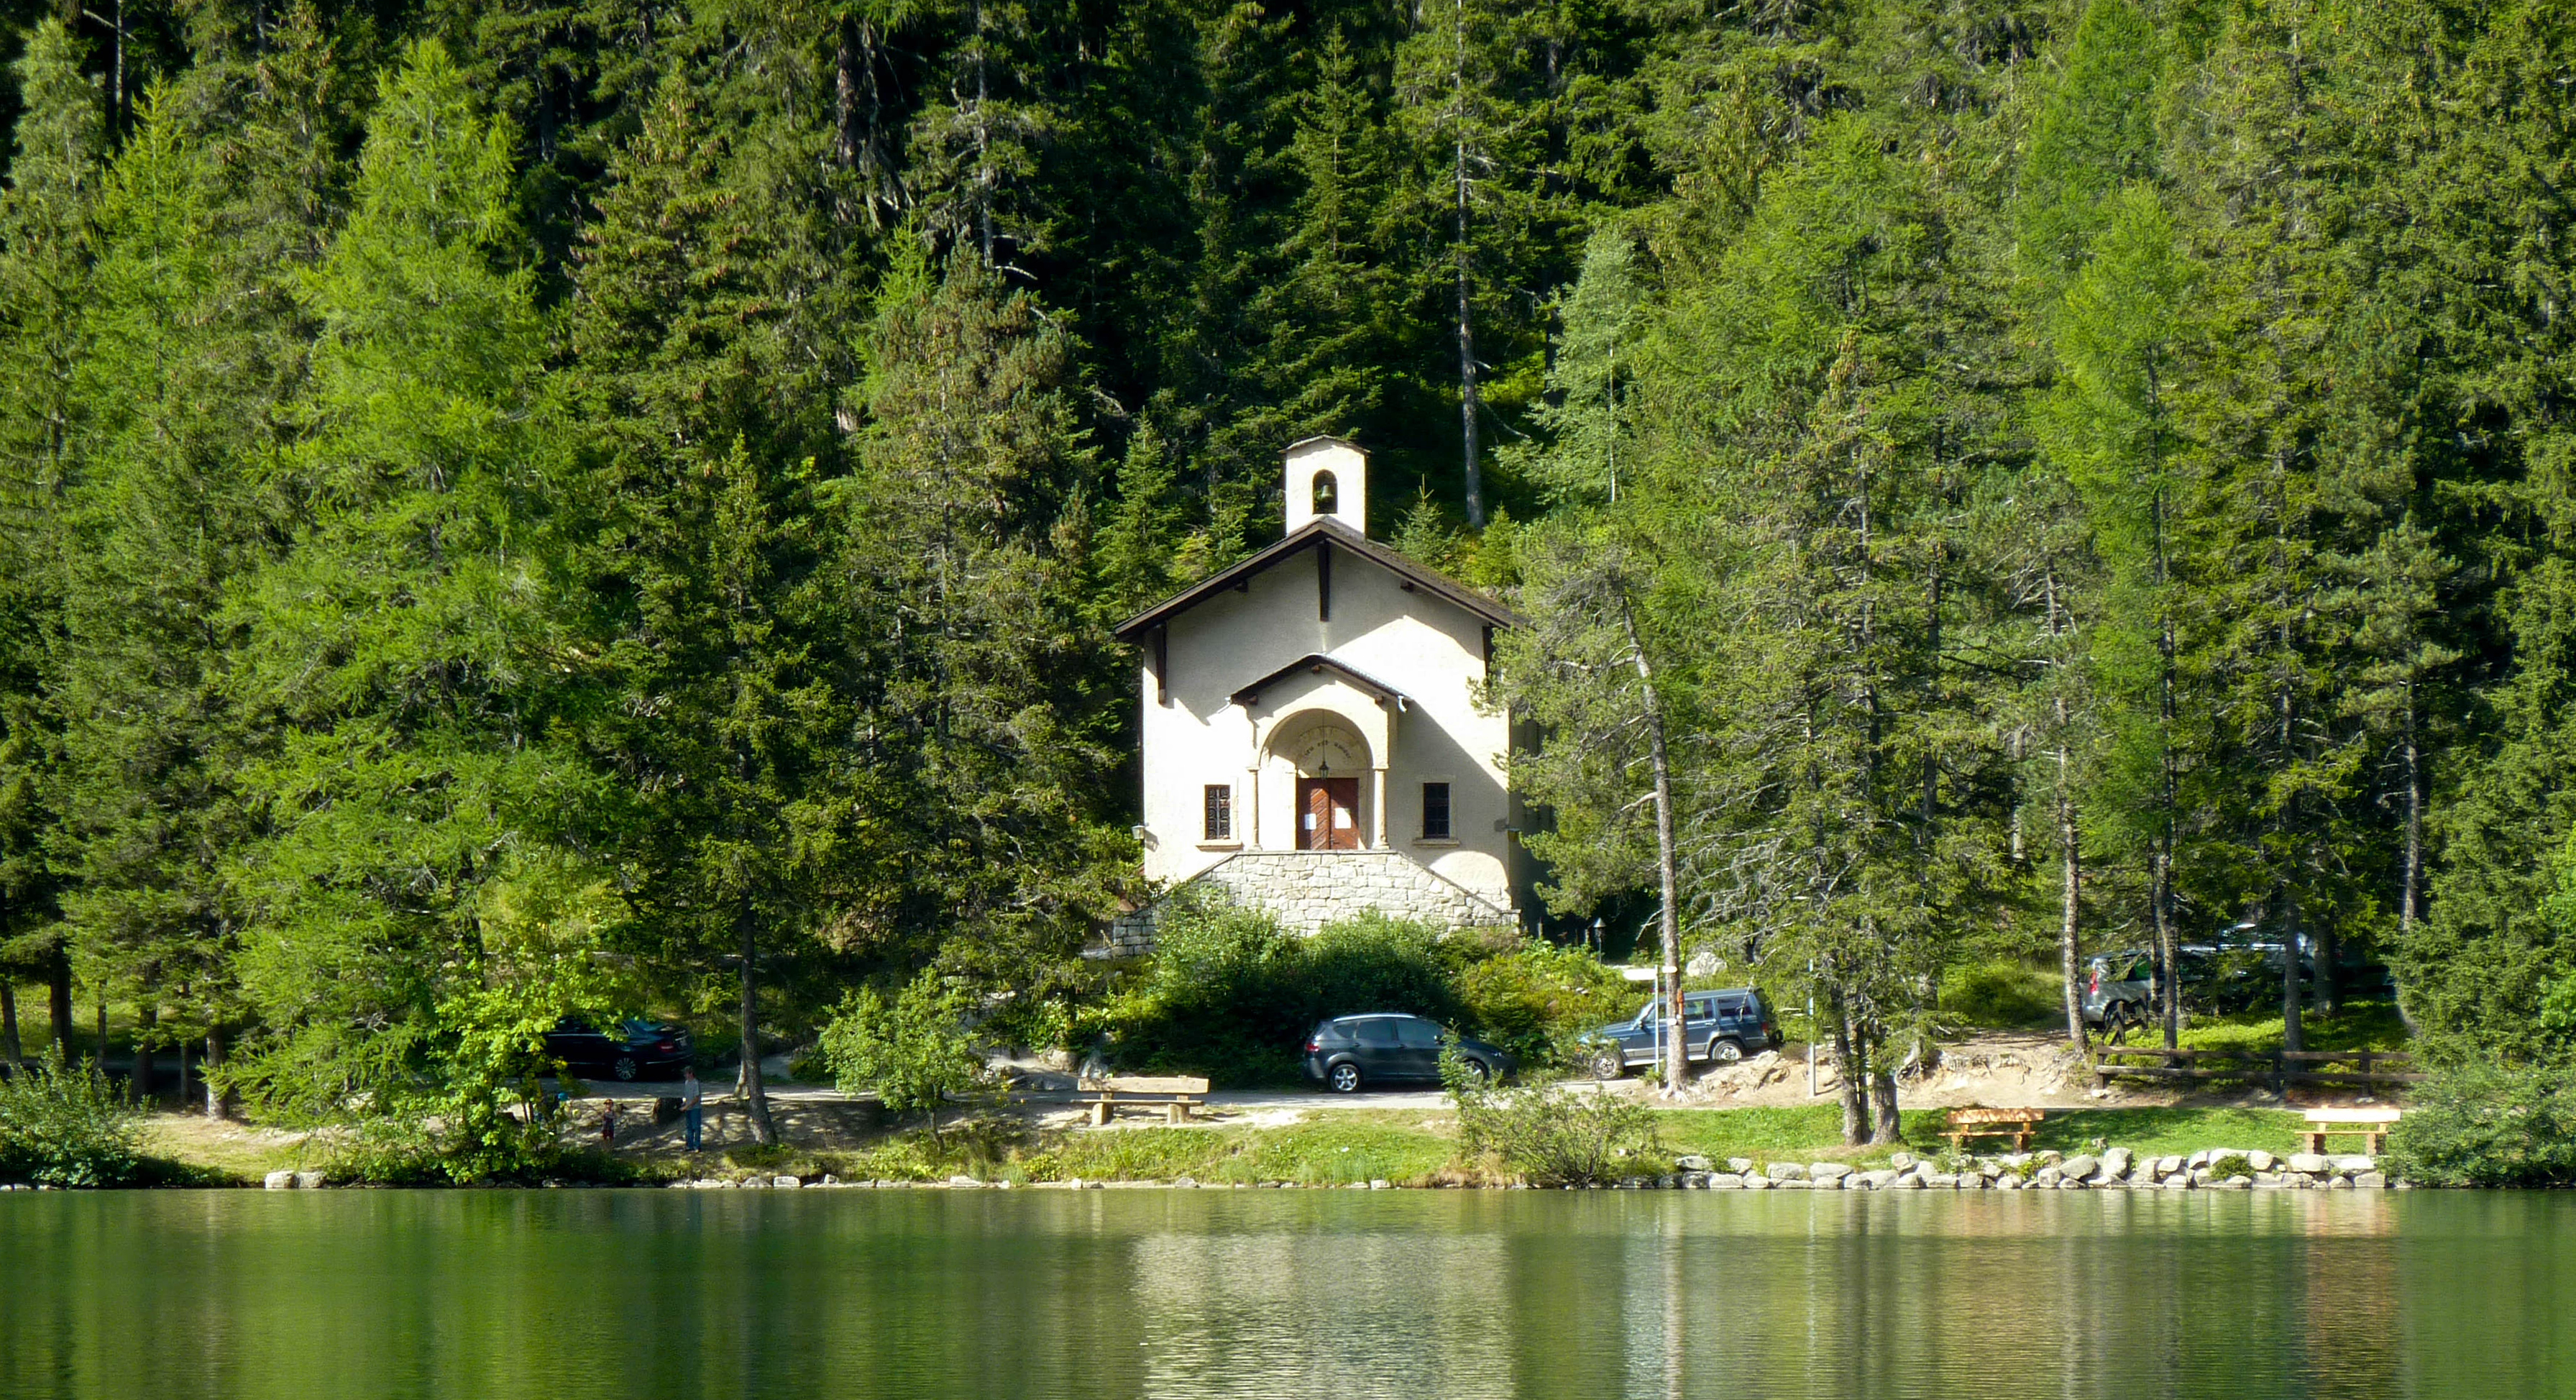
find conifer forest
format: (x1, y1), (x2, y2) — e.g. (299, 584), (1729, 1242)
(1, 0), (2574, 1151)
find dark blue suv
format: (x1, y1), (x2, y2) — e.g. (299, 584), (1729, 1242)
(1581, 989), (1776, 1079)
(1303, 1013), (1513, 1093)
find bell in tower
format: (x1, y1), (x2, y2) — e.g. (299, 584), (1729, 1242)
(1283, 436), (1367, 538)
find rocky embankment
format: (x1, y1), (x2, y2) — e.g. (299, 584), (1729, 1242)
(1646, 1146), (2394, 1191)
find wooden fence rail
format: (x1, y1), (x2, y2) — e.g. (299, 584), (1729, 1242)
(2091, 1045), (2421, 1091)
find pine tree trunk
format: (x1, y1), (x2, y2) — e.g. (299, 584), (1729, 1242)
(2058, 752), (2089, 1050)
(1, 981), (19, 1069)
(1869, 1066), (1900, 1146)
(2281, 888), (2304, 1053)
(2402, 684), (2423, 939)
(2152, 440), (2181, 1051)
(834, 18), (860, 172)
(2155, 839), (2178, 1048)
(1451, 4), (1485, 529)
(1831, 995), (1866, 1145)
(1620, 589), (1685, 1090)
(176, 1038), (189, 1113)
(738, 900), (777, 1146)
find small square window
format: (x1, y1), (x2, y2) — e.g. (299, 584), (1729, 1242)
(1421, 782), (1452, 840)
(1203, 784), (1233, 841)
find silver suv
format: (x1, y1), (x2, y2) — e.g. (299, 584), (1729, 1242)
(2081, 953), (2154, 1035)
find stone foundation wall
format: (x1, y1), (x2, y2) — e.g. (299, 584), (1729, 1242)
(1094, 851), (1516, 959)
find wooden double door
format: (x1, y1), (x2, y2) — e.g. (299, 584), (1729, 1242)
(1297, 777), (1361, 851)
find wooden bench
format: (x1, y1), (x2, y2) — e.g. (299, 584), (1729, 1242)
(2302, 1107), (2400, 1156)
(1945, 1107), (2045, 1153)
(1078, 1076), (1210, 1126)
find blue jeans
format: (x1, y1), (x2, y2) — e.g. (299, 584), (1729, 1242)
(685, 1103), (702, 1150)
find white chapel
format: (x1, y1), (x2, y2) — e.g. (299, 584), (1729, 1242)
(1101, 436), (1530, 953)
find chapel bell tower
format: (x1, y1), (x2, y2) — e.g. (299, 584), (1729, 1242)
(1283, 436), (1368, 537)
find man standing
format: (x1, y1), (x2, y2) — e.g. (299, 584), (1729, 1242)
(682, 1066), (703, 1152)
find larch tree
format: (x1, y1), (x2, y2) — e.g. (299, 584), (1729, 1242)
(0, 18), (101, 1063)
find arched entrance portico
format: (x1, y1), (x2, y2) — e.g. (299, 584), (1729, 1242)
(1267, 714), (1371, 849)
(1250, 702), (1389, 851)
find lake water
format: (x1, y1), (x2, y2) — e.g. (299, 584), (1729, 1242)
(4, 1188), (2567, 1399)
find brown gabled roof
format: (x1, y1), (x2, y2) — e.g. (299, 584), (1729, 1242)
(1110, 518), (1522, 643)
(1230, 654), (1413, 710)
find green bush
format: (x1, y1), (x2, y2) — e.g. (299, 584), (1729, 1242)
(1098, 894), (1634, 1086)
(1447, 1050), (1659, 1185)
(0, 1051), (146, 1187)
(1099, 897), (1460, 1086)
(326, 1108), (643, 1186)
(820, 971), (989, 1139)
(2385, 1066), (2576, 1187)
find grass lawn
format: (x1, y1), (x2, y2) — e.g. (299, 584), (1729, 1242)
(674, 1102), (2319, 1188)
(723, 1110), (1471, 1187)
(1649, 1103), (2307, 1164)
(137, 1115), (322, 1184)
(117, 1100), (2321, 1188)
(2166, 1002), (2411, 1056)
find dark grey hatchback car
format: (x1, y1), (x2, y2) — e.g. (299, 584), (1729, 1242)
(1303, 1013), (1512, 1093)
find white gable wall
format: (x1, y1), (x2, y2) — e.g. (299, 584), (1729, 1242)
(1137, 541), (1516, 920)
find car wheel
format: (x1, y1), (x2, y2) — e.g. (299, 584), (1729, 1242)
(613, 1054), (641, 1082)
(1589, 1046), (1626, 1081)
(1707, 1037), (1743, 1065)
(1459, 1058), (1493, 1088)
(1329, 1061), (1363, 1094)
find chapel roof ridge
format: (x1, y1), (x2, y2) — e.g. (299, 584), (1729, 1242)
(1110, 516), (1522, 642)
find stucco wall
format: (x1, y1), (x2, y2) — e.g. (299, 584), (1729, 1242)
(1135, 539), (1516, 913)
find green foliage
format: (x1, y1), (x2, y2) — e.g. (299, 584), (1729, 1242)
(1100, 895), (1618, 1085)
(2385, 1066), (2576, 1188)
(1099, 896), (1460, 1086)
(819, 971), (987, 1135)
(1449, 1055), (1659, 1186)
(1940, 962), (2065, 1030)
(7, 0), (2576, 1137)
(319, 861), (633, 1184)
(0, 1049), (143, 1186)
(1452, 938), (1633, 1066)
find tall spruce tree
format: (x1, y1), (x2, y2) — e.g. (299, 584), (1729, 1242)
(832, 247), (1123, 1005)
(567, 68), (847, 1143)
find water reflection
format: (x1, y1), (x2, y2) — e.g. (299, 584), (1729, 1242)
(1, 1188), (2567, 1400)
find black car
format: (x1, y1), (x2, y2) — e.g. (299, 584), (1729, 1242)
(1303, 1013), (1512, 1093)
(1581, 989), (1777, 1079)
(541, 1017), (695, 1081)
